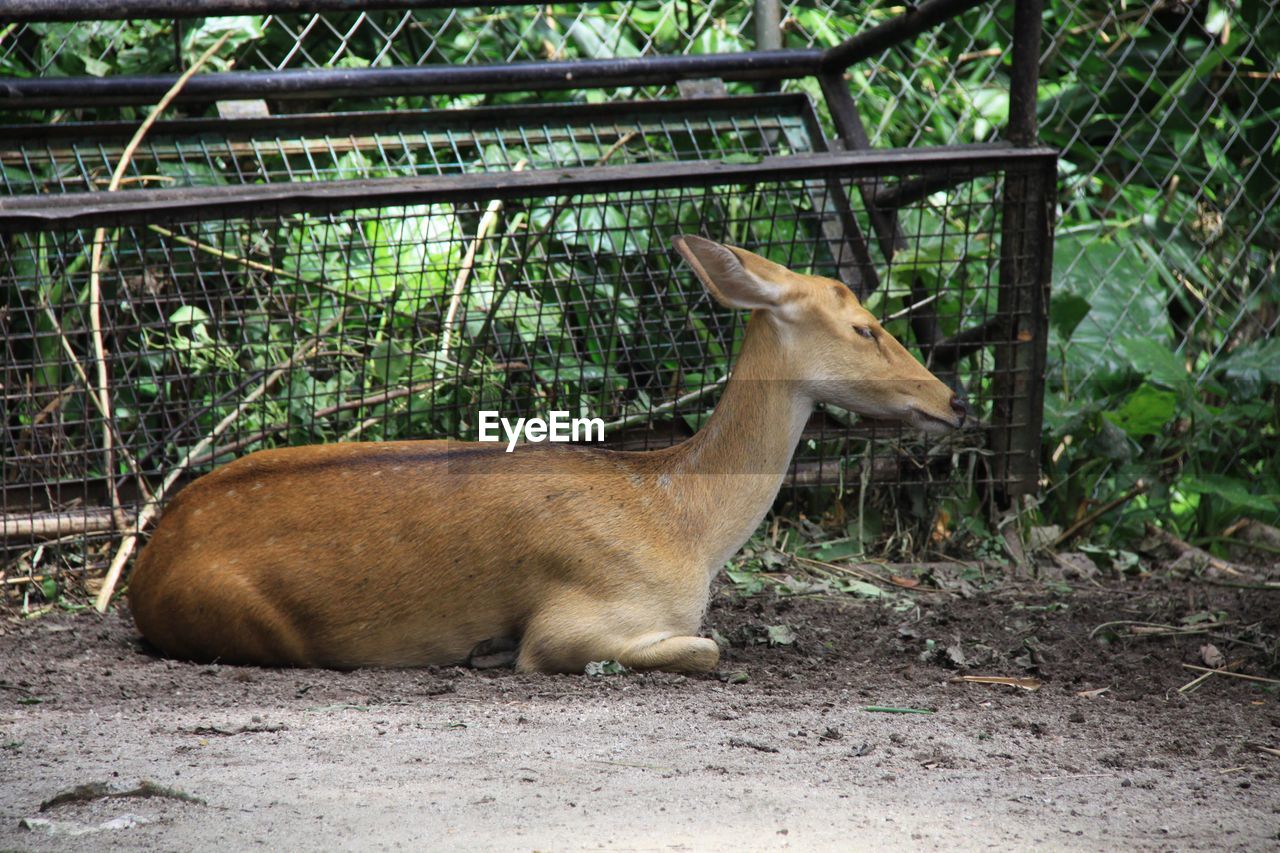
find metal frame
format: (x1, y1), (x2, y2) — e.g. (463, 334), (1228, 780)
(0, 0), (990, 108)
(0, 0), (1053, 505)
(0, 145), (1050, 230)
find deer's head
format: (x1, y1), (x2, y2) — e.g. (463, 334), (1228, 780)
(674, 235), (967, 434)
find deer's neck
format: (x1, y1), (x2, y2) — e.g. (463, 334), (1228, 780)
(661, 314), (813, 572)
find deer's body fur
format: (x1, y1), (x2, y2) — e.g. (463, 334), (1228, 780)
(128, 237), (964, 672)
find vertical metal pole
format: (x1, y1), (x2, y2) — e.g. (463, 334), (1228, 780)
(817, 71), (901, 262)
(992, 0), (1050, 502)
(172, 18), (185, 72)
(754, 0), (782, 51)
(754, 0), (783, 95)
(1005, 0), (1043, 147)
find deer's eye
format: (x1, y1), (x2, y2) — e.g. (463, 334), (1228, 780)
(855, 326), (875, 340)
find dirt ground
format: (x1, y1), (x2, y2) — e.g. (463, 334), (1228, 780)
(1, 569), (1277, 851)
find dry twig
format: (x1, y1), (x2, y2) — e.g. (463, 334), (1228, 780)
(949, 675), (1042, 691)
(1180, 664), (1280, 687)
(85, 31), (234, 531)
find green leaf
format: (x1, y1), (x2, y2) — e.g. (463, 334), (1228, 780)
(1102, 383), (1177, 438)
(585, 660), (629, 677)
(1115, 338), (1188, 389)
(1053, 230), (1172, 382)
(1217, 339), (1280, 385)
(765, 625), (796, 646)
(725, 569), (766, 595)
(1049, 293), (1090, 341)
(168, 305), (209, 326)
(838, 579), (886, 598)
(1180, 475), (1278, 513)
(368, 339), (409, 385)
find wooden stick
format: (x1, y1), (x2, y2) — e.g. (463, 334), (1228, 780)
(1177, 658), (1246, 693)
(145, 224), (420, 320)
(184, 378), (447, 466)
(84, 31), (235, 533)
(439, 158), (528, 363)
(1, 510), (118, 540)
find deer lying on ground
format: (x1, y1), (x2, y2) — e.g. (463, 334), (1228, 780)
(128, 236), (967, 673)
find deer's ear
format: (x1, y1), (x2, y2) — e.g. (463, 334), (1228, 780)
(673, 235), (787, 311)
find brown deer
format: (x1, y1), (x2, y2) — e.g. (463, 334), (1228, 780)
(128, 236), (967, 673)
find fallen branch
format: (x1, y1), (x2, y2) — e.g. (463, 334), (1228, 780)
(1142, 523), (1261, 581)
(949, 675), (1042, 691)
(1206, 518), (1280, 557)
(1177, 658), (1246, 694)
(1, 509), (118, 540)
(1088, 619), (1230, 640)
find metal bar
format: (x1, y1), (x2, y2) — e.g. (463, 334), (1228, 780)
(753, 0), (783, 94)
(990, 157), (1056, 501)
(0, 50), (824, 110)
(1006, 0), (1044, 147)
(990, 0), (1048, 502)
(0, 93), (812, 144)
(754, 0), (782, 51)
(4, 0), (553, 23)
(817, 71), (902, 262)
(792, 85), (878, 296)
(0, 144), (1055, 231)
(821, 0), (990, 71)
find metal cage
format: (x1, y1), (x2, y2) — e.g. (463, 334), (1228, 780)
(0, 0), (1054, 592)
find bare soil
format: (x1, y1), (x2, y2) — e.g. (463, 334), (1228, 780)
(1, 571), (1278, 851)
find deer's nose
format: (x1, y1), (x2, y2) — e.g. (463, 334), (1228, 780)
(950, 394), (971, 426)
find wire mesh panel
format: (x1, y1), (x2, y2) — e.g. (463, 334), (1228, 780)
(0, 145), (1055, 591)
(0, 95), (822, 196)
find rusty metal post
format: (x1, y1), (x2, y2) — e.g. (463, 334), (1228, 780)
(992, 0), (1052, 502)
